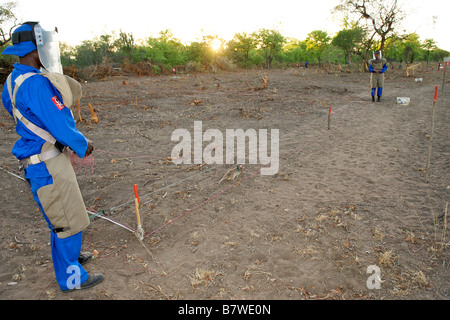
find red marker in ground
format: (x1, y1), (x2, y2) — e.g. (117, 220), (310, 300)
(134, 184), (140, 205)
(134, 184), (144, 240)
(426, 86), (440, 183)
(328, 107), (332, 130)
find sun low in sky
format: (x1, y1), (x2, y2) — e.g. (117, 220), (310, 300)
(14, 0), (450, 51)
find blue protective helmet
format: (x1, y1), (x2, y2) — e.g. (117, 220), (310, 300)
(2, 22), (39, 57)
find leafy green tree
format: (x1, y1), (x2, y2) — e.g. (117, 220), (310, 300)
(280, 38), (308, 64)
(305, 30), (331, 66)
(227, 32), (257, 67)
(59, 41), (75, 67)
(73, 40), (101, 67)
(432, 48), (450, 62)
(73, 34), (116, 67)
(383, 36), (402, 61)
(255, 28), (285, 69)
(114, 30), (135, 62)
(145, 30), (186, 71)
(422, 39), (437, 64)
(185, 41), (207, 65)
(332, 25), (365, 64)
(400, 33), (422, 63)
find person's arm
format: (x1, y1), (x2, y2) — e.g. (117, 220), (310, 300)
(23, 77), (90, 157)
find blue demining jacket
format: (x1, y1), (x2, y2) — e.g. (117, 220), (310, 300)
(2, 63), (88, 180)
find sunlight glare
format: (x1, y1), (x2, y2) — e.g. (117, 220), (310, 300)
(211, 38), (222, 51)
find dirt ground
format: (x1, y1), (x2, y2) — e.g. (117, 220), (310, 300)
(0, 64), (448, 300)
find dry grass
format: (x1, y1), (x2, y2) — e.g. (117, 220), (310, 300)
(413, 270), (429, 289)
(189, 268), (215, 288)
(372, 227), (385, 242)
(378, 249), (397, 267)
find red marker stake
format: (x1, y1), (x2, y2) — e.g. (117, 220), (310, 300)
(426, 86), (439, 182)
(134, 184), (144, 239)
(328, 107), (331, 130)
(134, 184), (140, 204)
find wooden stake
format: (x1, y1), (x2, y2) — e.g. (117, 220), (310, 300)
(134, 184), (141, 226)
(134, 184), (144, 240)
(88, 103), (99, 123)
(425, 86), (438, 182)
(135, 198), (141, 226)
(77, 98), (83, 122)
(328, 107), (331, 130)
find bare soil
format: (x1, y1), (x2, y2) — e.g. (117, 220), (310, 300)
(0, 65), (448, 300)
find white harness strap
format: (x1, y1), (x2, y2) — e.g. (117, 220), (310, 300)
(6, 72), (57, 145)
(20, 148), (62, 168)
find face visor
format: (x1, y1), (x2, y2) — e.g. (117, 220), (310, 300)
(373, 51), (382, 60)
(34, 23), (63, 74)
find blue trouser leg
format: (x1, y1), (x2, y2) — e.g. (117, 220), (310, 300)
(50, 230), (89, 290)
(371, 88), (376, 96)
(31, 178), (89, 290)
(377, 87), (383, 96)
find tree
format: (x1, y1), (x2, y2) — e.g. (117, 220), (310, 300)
(281, 38), (308, 64)
(255, 28), (285, 69)
(432, 48), (450, 62)
(0, 1), (18, 48)
(422, 39), (437, 64)
(334, 0), (404, 53)
(114, 30), (135, 62)
(305, 30), (331, 66)
(383, 36), (402, 61)
(227, 32), (257, 67)
(401, 33), (422, 63)
(332, 24), (366, 64)
(60, 41), (75, 66)
(145, 30), (186, 70)
(200, 34), (223, 65)
(73, 34), (115, 67)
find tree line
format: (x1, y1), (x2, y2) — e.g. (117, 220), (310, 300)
(1, 0), (449, 75)
(56, 26), (448, 74)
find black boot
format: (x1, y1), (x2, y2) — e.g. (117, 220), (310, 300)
(372, 96), (375, 102)
(377, 96), (381, 102)
(78, 252), (92, 266)
(61, 273), (105, 293)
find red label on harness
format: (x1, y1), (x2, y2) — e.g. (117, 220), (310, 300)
(51, 96), (65, 110)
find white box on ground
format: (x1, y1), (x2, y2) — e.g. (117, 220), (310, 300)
(397, 97), (410, 105)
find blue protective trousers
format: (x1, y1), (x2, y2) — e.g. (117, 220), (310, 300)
(30, 177), (89, 290)
(371, 87), (383, 97)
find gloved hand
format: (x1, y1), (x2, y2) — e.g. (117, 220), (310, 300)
(85, 139), (94, 157)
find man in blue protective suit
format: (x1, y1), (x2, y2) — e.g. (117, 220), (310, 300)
(1, 22), (104, 292)
(368, 50), (387, 102)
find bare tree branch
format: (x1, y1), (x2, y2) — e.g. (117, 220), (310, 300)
(336, 0), (404, 52)
(0, 1), (20, 47)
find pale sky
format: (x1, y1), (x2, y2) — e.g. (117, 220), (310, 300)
(12, 0), (450, 51)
